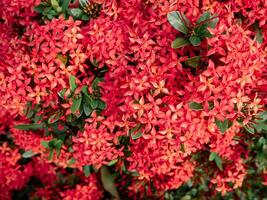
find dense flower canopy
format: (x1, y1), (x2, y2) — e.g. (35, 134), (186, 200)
(0, 0), (266, 199)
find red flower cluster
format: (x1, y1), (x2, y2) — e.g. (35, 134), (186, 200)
(0, 0), (266, 199)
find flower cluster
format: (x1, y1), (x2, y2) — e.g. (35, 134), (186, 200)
(0, 0), (266, 199)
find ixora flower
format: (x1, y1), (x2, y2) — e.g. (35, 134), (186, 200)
(0, 0), (266, 199)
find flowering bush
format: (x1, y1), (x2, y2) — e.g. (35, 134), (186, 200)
(0, 0), (266, 199)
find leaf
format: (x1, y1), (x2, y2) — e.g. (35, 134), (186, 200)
(244, 124), (255, 134)
(70, 8), (83, 18)
(92, 77), (101, 90)
(100, 166), (120, 200)
(48, 111), (62, 124)
(56, 54), (68, 65)
(215, 155), (223, 171)
(83, 103), (92, 116)
(68, 157), (76, 165)
(51, 0), (60, 10)
(22, 150), (37, 158)
(62, 0), (71, 12)
(208, 16), (219, 28)
(90, 99), (98, 109)
(167, 11), (189, 34)
(107, 159), (118, 166)
(215, 119), (230, 134)
(97, 100), (106, 110)
(209, 152), (217, 161)
(171, 37), (190, 49)
(14, 123), (44, 131)
(69, 75), (77, 92)
(41, 141), (49, 148)
(197, 11), (211, 24)
(81, 86), (89, 96)
(81, 14), (90, 21)
(189, 36), (201, 46)
(189, 102), (203, 110)
(185, 56), (202, 68)
(131, 130), (142, 140)
(83, 165), (91, 177)
(71, 95), (82, 114)
(58, 88), (67, 99)
(54, 139), (63, 157)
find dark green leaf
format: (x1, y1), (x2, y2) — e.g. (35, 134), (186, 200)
(69, 75), (77, 92)
(107, 159), (118, 166)
(83, 165), (91, 177)
(197, 11), (211, 24)
(48, 149), (54, 161)
(81, 14), (90, 21)
(97, 100), (106, 110)
(81, 86), (89, 96)
(215, 155), (223, 171)
(167, 11), (189, 34)
(189, 36), (201, 46)
(62, 0), (71, 12)
(244, 124), (255, 134)
(90, 99), (98, 109)
(171, 37), (190, 49)
(189, 102), (203, 110)
(92, 77), (101, 90)
(83, 103), (92, 116)
(14, 123), (44, 131)
(209, 152), (217, 161)
(71, 95), (82, 114)
(100, 166), (120, 199)
(185, 56), (202, 68)
(215, 119), (230, 134)
(22, 150), (37, 158)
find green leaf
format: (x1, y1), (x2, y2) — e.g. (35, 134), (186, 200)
(68, 157), (76, 165)
(209, 16), (219, 28)
(189, 36), (201, 46)
(209, 152), (217, 161)
(41, 141), (49, 148)
(58, 88), (67, 99)
(97, 100), (106, 110)
(51, 0), (60, 10)
(48, 149), (54, 161)
(81, 14), (90, 21)
(189, 102), (203, 110)
(167, 11), (189, 34)
(81, 86), (89, 96)
(90, 99), (98, 109)
(56, 54), (68, 65)
(14, 123), (44, 131)
(83, 165), (91, 177)
(71, 95), (82, 114)
(69, 75), (77, 92)
(197, 11), (211, 24)
(83, 103), (92, 116)
(22, 150), (37, 158)
(131, 130), (142, 140)
(215, 119), (230, 134)
(244, 124), (255, 134)
(48, 111), (62, 124)
(70, 8), (83, 18)
(62, 0), (71, 12)
(100, 166), (120, 200)
(107, 159), (118, 166)
(171, 37), (190, 49)
(215, 155), (223, 171)
(185, 56), (202, 68)
(54, 139), (63, 157)
(92, 77), (101, 90)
